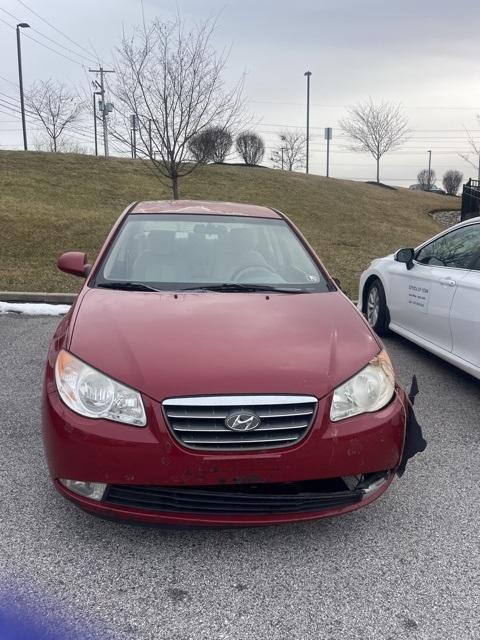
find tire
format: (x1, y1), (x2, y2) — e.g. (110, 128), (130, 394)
(365, 279), (389, 335)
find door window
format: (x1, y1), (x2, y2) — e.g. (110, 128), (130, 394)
(415, 224), (480, 270)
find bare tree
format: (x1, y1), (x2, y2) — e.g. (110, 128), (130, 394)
(442, 170), (463, 195)
(271, 129), (306, 171)
(459, 117), (480, 181)
(111, 17), (244, 199)
(339, 100), (410, 183)
(417, 169), (436, 191)
(236, 131), (265, 166)
(32, 133), (87, 154)
(25, 80), (84, 152)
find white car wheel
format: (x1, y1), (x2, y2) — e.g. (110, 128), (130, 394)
(367, 286), (380, 327)
(365, 279), (389, 335)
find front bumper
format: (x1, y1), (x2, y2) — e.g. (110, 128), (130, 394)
(42, 387), (407, 526)
(55, 472), (394, 527)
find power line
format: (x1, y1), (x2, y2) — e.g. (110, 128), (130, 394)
(0, 100), (45, 127)
(16, 0), (100, 62)
(22, 31), (88, 68)
(0, 15), (16, 31)
(0, 90), (43, 119)
(0, 88), (95, 137)
(0, 74), (19, 89)
(0, 6), (97, 65)
(0, 14), (87, 68)
(256, 129), (479, 143)
(0, 93), (98, 147)
(249, 99), (480, 111)
(256, 121), (480, 133)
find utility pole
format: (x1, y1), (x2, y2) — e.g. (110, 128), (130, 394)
(281, 147), (285, 170)
(16, 23), (30, 151)
(89, 66), (115, 156)
(92, 91), (101, 156)
(93, 93), (97, 156)
(427, 149), (432, 191)
(304, 71), (312, 174)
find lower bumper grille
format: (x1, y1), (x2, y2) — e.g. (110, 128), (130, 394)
(104, 479), (363, 515)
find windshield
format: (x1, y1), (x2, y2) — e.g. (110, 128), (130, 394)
(95, 214), (329, 292)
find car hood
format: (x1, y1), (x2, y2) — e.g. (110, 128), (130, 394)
(69, 288), (380, 401)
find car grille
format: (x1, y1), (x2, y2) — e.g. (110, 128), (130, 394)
(104, 479), (363, 515)
(162, 395), (318, 451)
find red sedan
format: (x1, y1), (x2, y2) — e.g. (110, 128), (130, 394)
(42, 200), (425, 526)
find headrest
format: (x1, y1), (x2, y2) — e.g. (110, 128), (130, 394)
(228, 227), (257, 247)
(148, 229), (176, 254)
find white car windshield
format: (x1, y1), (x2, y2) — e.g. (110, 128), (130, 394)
(95, 213), (328, 292)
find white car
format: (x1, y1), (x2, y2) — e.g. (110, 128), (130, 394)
(358, 216), (480, 379)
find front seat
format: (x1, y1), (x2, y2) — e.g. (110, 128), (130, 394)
(131, 230), (183, 282)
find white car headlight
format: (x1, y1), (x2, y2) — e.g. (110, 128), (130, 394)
(330, 350), (395, 422)
(55, 350), (146, 426)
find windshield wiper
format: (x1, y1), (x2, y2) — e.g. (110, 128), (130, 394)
(180, 283), (310, 294)
(96, 282), (163, 292)
(96, 282), (311, 294)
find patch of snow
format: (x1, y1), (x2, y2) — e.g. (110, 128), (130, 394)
(431, 210), (461, 228)
(0, 302), (71, 316)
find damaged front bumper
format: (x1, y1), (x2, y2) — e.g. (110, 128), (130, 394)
(397, 375), (427, 477)
(55, 470), (396, 527)
(43, 379), (426, 526)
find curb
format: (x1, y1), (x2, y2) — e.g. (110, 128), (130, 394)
(0, 291), (76, 304)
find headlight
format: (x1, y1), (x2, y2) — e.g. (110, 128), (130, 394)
(55, 350), (146, 426)
(330, 350), (395, 422)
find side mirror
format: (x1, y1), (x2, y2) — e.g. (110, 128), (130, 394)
(394, 248), (415, 270)
(57, 252), (91, 278)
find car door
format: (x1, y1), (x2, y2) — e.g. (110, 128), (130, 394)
(449, 223), (480, 369)
(387, 225), (476, 351)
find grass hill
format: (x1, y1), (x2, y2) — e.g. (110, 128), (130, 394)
(0, 150), (460, 297)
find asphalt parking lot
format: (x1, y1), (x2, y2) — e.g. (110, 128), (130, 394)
(0, 314), (479, 640)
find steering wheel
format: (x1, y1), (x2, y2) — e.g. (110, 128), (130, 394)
(231, 264), (279, 282)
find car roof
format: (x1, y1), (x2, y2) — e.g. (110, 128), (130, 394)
(447, 215), (480, 231)
(131, 200), (282, 219)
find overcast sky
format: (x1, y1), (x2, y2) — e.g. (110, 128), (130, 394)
(1, 0), (479, 186)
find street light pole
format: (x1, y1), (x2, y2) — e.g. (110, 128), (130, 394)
(304, 71), (312, 174)
(427, 149), (432, 190)
(16, 23), (30, 151)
